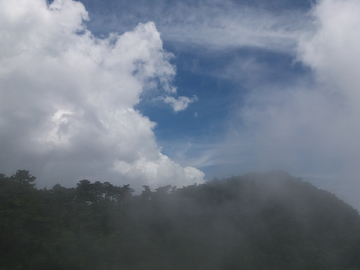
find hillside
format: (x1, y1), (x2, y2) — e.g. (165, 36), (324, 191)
(1, 170), (359, 269)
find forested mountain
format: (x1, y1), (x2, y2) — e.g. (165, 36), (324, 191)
(1, 170), (360, 270)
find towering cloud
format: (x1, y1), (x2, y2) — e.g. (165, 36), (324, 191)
(0, 0), (204, 190)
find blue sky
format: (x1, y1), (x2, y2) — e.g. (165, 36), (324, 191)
(1, 0), (360, 209)
(79, 0), (313, 165)
(78, 0), (316, 176)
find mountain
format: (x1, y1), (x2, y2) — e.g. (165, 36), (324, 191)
(1, 170), (359, 269)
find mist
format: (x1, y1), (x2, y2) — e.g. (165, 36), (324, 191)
(2, 170), (360, 269)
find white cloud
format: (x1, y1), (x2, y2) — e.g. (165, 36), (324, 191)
(295, 0), (360, 207)
(161, 6), (303, 52)
(213, 0), (360, 208)
(113, 153), (204, 189)
(298, 0), (360, 104)
(85, 0), (308, 53)
(0, 0), (204, 189)
(163, 95), (198, 112)
(164, 0), (360, 209)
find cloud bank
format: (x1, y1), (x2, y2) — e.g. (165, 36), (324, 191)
(0, 0), (204, 190)
(216, 0), (360, 207)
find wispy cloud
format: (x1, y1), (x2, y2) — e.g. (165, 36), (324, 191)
(84, 0), (310, 52)
(161, 5), (306, 52)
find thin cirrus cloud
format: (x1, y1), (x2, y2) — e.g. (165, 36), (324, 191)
(84, 0), (307, 53)
(161, 6), (304, 52)
(0, 0), (204, 190)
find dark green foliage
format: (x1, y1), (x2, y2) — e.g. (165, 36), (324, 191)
(0, 170), (359, 269)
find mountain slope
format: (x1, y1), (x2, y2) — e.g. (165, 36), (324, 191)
(1, 170), (359, 269)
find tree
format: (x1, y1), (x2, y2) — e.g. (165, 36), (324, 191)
(10, 170), (36, 188)
(141, 185), (152, 200)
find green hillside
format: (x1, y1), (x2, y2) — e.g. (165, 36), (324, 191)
(1, 170), (359, 269)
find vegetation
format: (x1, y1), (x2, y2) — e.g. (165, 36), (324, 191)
(1, 170), (360, 269)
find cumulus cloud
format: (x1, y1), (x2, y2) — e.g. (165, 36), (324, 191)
(163, 95), (198, 112)
(0, 0), (204, 190)
(113, 153), (204, 188)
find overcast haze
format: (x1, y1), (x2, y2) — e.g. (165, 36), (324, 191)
(1, 0), (360, 209)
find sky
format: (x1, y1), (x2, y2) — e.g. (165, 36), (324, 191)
(1, 0), (360, 208)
